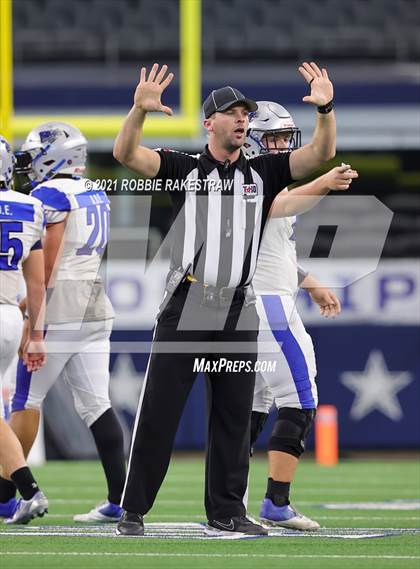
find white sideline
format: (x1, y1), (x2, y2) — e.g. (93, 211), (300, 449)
(2, 552), (420, 560)
(35, 513), (420, 521)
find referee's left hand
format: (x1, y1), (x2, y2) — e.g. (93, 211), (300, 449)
(134, 63), (174, 115)
(298, 62), (333, 106)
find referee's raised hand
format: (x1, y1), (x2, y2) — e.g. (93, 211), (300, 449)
(298, 61), (333, 106)
(134, 63), (174, 115)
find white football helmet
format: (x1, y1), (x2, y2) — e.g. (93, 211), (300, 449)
(244, 101), (301, 157)
(19, 121), (87, 185)
(0, 136), (16, 188)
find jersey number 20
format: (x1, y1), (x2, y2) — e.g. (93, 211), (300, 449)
(76, 203), (110, 256)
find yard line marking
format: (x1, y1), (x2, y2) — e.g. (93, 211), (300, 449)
(36, 480), (420, 488)
(46, 500), (98, 504)
(45, 498), (420, 511)
(322, 501), (420, 510)
(314, 516), (420, 521)
(48, 499), (204, 505)
(29, 514), (208, 520)
(15, 513), (420, 522)
(2, 552), (420, 559)
(42, 487), (420, 495)
(52, 498), (204, 504)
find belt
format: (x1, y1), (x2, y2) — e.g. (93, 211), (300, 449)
(184, 274), (251, 308)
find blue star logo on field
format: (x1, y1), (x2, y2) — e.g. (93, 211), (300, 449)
(340, 351), (413, 421)
(2, 523), (418, 540)
(110, 354), (143, 415)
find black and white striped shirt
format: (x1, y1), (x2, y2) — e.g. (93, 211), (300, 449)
(156, 146), (293, 288)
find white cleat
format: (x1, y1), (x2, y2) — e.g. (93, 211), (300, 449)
(259, 498), (320, 531)
(73, 501), (124, 523)
(4, 491), (48, 525)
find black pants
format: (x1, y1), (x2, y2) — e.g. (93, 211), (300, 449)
(121, 283), (259, 520)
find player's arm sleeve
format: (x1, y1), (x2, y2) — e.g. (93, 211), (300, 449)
(297, 264), (309, 285)
(44, 210), (68, 224)
(30, 240), (43, 251)
(31, 186), (71, 224)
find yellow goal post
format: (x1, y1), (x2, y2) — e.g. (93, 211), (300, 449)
(0, 0), (201, 142)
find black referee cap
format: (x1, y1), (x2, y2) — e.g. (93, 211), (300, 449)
(203, 86), (258, 119)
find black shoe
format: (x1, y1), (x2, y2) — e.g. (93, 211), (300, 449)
(115, 511), (144, 536)
(204, 515), (268, 536)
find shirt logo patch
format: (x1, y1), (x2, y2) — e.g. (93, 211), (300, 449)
(242, 183), (258, 200)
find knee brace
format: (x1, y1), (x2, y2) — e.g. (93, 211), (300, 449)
(250, 411), (269, 456)
(268, 407), (316, 458)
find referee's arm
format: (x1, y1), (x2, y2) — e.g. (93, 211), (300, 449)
(113, 64), (174, 178)
(113, 106), (161, 178)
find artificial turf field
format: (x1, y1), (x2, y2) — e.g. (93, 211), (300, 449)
(0, 457), (419, 569)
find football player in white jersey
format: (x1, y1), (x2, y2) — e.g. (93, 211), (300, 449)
(244, 102), (352, 530)
(0, 136), (49, 524)
(0, 124), (126, 523)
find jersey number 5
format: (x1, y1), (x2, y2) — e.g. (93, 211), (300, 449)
(0, 221), (24, 270)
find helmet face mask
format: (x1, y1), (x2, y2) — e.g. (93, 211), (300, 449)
(0, 136), (16, 189)
(243, 101), (301, 158)
(20, 122), (87, 186)
(13, 150), (35, 194)
(248, 128), (301, 154)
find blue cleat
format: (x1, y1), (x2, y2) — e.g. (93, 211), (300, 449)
(0, 497), (18, 519)
(4, 491), (48, 525)
(73, 501), (124, 523)
(260, 498), (320, 531)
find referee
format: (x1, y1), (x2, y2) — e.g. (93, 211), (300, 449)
(113, 63), (335, 537)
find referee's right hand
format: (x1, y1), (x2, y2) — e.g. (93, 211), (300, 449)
(134, 64), (174, 115)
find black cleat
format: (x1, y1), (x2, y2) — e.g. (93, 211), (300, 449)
(115, 511), (144, 536)
(204, 515), (268, 536)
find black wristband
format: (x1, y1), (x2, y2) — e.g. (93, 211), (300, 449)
(317, 99), (334, 114)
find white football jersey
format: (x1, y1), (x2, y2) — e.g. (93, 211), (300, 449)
(30, 178), (114, 323)
(253, 190), (298, 296)
(31, 178), (110, 280)
(0, 189), (44, 306)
